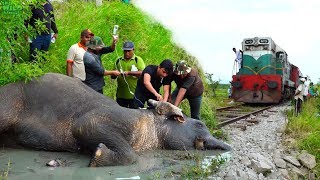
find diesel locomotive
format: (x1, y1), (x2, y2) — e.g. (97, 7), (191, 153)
(231, 37), (301, 103)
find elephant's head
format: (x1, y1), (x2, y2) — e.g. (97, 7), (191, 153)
(150, 100), (231, 151)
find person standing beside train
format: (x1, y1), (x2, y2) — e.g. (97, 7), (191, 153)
(233, 47), (243, 73)
(294, 78), (305, 115)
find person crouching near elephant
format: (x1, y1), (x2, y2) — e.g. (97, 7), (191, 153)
(169, 60), (204, 120)
(83, 36), (121, 94)
(133, 59), (173, 108)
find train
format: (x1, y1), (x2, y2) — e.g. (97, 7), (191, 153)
(231, 37), (302, 103)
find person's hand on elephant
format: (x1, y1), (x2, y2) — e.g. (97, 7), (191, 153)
(155, 93), (163, 101)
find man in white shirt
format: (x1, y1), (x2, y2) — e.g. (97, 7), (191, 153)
(233, 47), (243, 73)
(66, 29), (94, 81)
(294, 78), (305, 115)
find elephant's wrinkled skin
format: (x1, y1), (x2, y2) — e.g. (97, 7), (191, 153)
(0, 73), (231, 166)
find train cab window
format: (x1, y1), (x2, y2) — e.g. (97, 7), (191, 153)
(276, 52), (284, 60)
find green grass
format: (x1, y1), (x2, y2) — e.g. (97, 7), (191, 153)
(286, 98), (320, 176)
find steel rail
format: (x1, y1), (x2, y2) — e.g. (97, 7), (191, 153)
(216, 105), (273, 128)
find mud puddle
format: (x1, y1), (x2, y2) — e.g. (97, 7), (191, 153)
(0, 148), (227, 179)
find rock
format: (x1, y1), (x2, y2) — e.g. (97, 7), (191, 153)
(250, 159), (272, 174)
(274, 158), (287, 168)
(289, 166), (307, 177)
(283, 156), (301, 167)
(297, 151), (316, 169)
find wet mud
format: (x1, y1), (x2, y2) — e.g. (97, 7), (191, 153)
(0, 148), (226, 179)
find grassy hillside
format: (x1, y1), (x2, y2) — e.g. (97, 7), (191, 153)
(0, 0), (223, 129)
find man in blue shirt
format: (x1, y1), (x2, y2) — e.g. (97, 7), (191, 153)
(83, 36), (120, 94)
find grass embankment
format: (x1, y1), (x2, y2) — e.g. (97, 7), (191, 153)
(0, 0), (225, 129)
(285, 98), (320, 175)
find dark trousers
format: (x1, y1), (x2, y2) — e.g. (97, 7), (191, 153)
(132, 91), (155, 109)
(295, 98), (303, 115)
(30, 34), (51, 61)
(171, 88), (202, 120)
(116, 98), (135, 108)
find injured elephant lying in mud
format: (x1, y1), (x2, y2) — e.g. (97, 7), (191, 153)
(0, 73), (231, 167)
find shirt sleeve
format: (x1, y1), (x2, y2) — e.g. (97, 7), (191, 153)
(100, 46), (114, 54)
(163, 76), (172, 85)
(136, 57), (146, 70)
(66, 46), (75, 62)
(181, 76), (196, 89)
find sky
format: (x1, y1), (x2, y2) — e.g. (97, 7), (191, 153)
(134, 0), (320, 84)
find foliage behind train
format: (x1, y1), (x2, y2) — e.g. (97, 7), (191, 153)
(231, 37), (301, 103)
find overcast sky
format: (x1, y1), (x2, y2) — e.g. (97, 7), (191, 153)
(134, 0), (320, 83)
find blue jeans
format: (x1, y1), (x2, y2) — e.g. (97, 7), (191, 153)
(30, 34), (51, 61)
(171, 88), (202, 120)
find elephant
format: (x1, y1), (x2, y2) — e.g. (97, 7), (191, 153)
(0, 73), (231, 167)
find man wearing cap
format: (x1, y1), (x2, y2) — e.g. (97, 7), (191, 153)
(133, 59), (173, 108)
(170, 60), (204, 120)
(112, 41), (145, 108)
(66, 29), (94, 81)
(83, 36), (120, 94)
(294, 77), (306, 115)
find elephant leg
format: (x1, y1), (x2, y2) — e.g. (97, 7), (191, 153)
(88, 143), (134, 167)
(73, 117), (137, 166)
(78, 133), (137, 167)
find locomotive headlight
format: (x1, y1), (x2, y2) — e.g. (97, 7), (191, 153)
(267, 81), (278, 89)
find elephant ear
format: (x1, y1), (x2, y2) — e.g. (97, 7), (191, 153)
(148, 99), (185, 123)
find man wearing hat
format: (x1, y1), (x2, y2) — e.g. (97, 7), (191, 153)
(170, 60), (204, 120)
(66, 29), (94, 81)
(83, 36), (120, 94)
(294, 77), (306, 115)
(112, 41), (145, 108)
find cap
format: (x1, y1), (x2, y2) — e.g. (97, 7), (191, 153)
(174, 60), (191, 75)
(81, 29), (94, 37)
(299, 77), (306, 82)
(122, 41), (134, 50)
(86, 36), (105, 50)
(160, 59), (173, 75)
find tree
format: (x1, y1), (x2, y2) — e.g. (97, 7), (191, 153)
(205, 73), (220, 97)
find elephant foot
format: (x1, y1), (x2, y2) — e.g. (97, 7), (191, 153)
(88, 143), (111, 167)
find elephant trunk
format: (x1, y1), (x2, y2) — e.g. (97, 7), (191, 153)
(204, 136), (231, 151)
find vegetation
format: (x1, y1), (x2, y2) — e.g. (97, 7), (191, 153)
(285, 97), (320, 176)
(0, 158), (11, 180)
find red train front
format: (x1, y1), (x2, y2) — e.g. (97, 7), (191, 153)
(231, 37), (301, 103)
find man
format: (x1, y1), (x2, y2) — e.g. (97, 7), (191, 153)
(294, 78), (305, 115)
(66, 29), (94, 81)
(113, 41), (145, 108)
(170, 60), (204, 120)
(133, 59), (173, 108)
(233, 47), (243, 73)
(83, 36), (120, 94)
(25, 0), (58, 61)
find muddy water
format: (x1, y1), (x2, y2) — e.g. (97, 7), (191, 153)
(0, 148), (227, 179)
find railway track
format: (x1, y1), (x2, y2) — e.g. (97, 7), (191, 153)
(216, 104), (274, 128)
